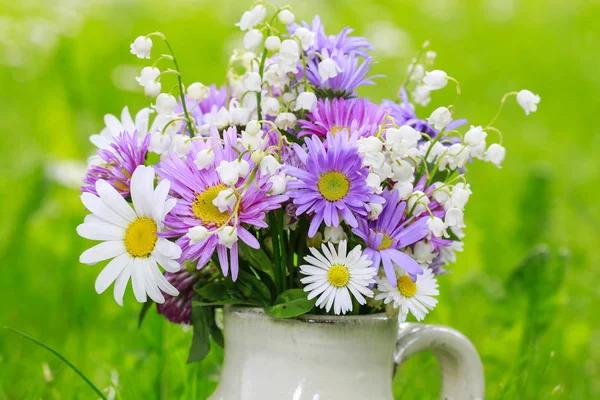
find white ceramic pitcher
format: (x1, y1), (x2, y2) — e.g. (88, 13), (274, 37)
(208, 306), (484, 400)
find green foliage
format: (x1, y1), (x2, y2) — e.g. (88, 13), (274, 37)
(265, 289), (315, 318)
(187, 302), (214, 364)
(238, 242), (276, 283)
(138, 300), (154, 328)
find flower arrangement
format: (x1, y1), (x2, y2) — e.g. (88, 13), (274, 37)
(77, 2), (540, 361)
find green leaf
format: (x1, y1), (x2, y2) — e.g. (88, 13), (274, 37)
(238, 242), (276, 283)
(192, 298), (253, 307)
(210, 323), (224, 349)
(138, 300), (154, 328)
(237, 270), (272, 304)
(195, 282), (228, 302)
(187, 301), (213, 364)
(265, 289), (315, 319)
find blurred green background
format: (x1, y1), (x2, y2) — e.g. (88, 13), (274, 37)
(0, 0), (598, 398)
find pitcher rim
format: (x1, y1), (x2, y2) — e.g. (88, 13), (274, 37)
(225, 305), (396, 324)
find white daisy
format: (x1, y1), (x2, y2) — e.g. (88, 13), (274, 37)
(77, 165), (182, 305)
(300, 240), (376, 315)
(375, 266), (439, 322)
(89, 106), (157, 150)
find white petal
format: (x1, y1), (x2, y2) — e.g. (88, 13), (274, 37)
(131, 258), (148, 303)
(90, 134), (110, 149)
(104, 113), (123, 137)
(95, 253), (130, 294)
(77, 222), (124, 241)
(302, 256), (329, 270)
(135, 108), (152, 136)
(81, 192), (129, 228)
(308, 247), (332, 268)
(305, 280), (330, 296)
(299, 264), (329, 275)
(346, 283), (367, 305)
(142, 259), (165, 303)
(96, 180), (136, 222)
(153, 249), (181, 272)
(155, 238), (182, 259)
(148, 257), (179, 296)
(113, 261), (132, 306)
(152, 179), (171, 222)
(120, 106), (136, 133)
(163, 198), (177, 217)
(316, 285), (334, 307)
(80, 241), (126, 264)
(300, 275), (327, 284)
(325, 287), (336, 312)
(130, 166), (155, 217)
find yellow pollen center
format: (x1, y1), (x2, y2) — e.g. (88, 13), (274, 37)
(328, 264), (350, 287)
(331, 126), (347, 136)
(192, 184), (230, 226)
(397, 275), (417, 297)
(317, 171), (350, 201)
(377, 235), (393, 251)
(124, 217), (158, 257)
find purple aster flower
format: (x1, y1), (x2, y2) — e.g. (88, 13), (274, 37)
(285, 132), (384, 237)
(428, 255), (451, 276)
(382, 88), (467, 136)
(189, 85), (229, 126)
(353, 189), (429, 286)
(292, 15), (373, 57)
(156, 269), (197, 325)
(306, 50), (377, 98)
(156, 126), (287, 281)
(82, 130), (149, 197)
(298, 97), (386, 139)
(173, 85), (229, 135)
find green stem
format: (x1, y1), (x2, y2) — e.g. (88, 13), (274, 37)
(256, 47), (269, 120)
(486, 91), (519, 129)
(268, 213), (283, 293)
(163, 39), (194, 136)
(277, 209), (287, 292)
(5, 327), (107, 400)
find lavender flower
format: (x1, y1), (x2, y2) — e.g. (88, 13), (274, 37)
(82, 131), (149, 197)
(298, 97), (386, 139)
(285, 132), (384, 237)
(307, 51), (377, 98)
(156, 127), (287, 280)
(353, 189), (429, 286)
(292, 15), (373, 57)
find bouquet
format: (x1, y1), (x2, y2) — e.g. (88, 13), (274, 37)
(77, 2), (540, 361)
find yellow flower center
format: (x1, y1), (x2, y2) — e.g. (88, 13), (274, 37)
(317, 171), (350, 201)
(192, 184), (230, 226)
(377, 234), (393, 251)
(327, 264), (350, 287)
(331, 126), (347, 136)
(397, 275), (417, 297)
(124, 217), (158, 257)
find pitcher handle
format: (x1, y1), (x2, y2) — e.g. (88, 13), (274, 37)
(394, 322), (485, 400)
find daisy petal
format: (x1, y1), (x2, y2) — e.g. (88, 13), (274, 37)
(131, 257), (148, 303)
(113, 262), (132, 306)
(95, 179), (136, 222)
(156, 238), (182, 259)
(95, 253), (130, 294)
(80, 241), (126, 264)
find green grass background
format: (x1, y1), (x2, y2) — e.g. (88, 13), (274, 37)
(0, 0), (598, 398)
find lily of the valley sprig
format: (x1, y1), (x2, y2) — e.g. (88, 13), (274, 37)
(78, 2), (540, 353)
